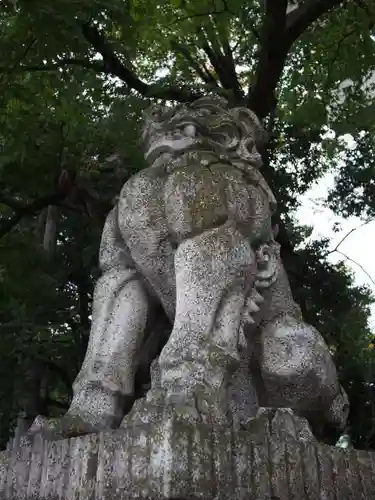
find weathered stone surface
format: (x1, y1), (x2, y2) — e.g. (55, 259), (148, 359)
(328, 445), (364, 500)
(39, 438), (69, 500)
(301, 442), (320, 500)
(1, 409), (375, 500)
(250, 416), (272, 499)
(316, 444), (335, 500)
(5, 436), (32, 500)
(27, 434), (44, 500)
(261, 314), (349, 429)
(356, 449), (375, 498)
(67, 434), (98, 500)
(0, 448), (9, 499)
(29, 97), (349, 439)
(96, 428), (133, 499)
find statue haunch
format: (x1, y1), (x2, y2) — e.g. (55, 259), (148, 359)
(29, 97), (348, 439)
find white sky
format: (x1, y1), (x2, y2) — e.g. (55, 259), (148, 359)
(295, 60), (375, 333)
(296, 174), (375, 331)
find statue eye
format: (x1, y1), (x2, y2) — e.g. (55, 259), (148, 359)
(184, 124), (196, 137)
(150, 106), (162, 117)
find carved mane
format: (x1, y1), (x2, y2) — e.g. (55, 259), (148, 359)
(142, 96), (267, 167)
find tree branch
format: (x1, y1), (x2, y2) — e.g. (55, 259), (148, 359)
(247, 0), (289, 117)
(325, 219), (375, 257)
(286, 0), (347, 43)
(0, 196), (25, 210)
(9, 38), (37, 72)
(0, 58), (106, 74)
(247, 0), (348, 118)
(198, 29), (243, 101)
(3, 3), (348, 115)
(212, 16), (244, 99)
(168, 8), (227, 26)
(171, 41), (218, 85)
(0, 192), (66, 240)
(320, 219), (375, 286)
(79, 22), (201, 102)
(80, 22), (148, 92)
(334, 250), (375, 287)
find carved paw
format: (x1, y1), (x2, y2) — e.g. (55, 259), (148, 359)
(122, 386), (232, 427)
(325, 387), (350, 430)
(241, 407), (316, 444)
(28, 413), (110, 440)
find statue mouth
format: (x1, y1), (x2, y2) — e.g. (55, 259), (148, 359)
(144, 134), (199, 164)
(254, 243), (279, 289)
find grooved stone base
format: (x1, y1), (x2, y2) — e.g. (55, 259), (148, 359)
(1, 409), (374, 499)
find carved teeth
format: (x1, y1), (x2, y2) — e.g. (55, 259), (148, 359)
(243, 310), (255, 324)
(238, 327), (247, 348)
(246, 299), (260, 313)
(251, 289), (264, 304)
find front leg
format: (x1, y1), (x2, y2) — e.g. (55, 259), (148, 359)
(29, 208), (153, 438)
(157, 222), (258, 421)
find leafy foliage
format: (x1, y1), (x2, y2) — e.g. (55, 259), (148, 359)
(0, 0), (374, 450)
(327, 131), (375, 218)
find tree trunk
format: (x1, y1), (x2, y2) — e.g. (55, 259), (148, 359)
(18, 359), (48, 428)
(43, 205), (59, 257)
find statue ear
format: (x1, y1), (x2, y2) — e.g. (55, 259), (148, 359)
(272, 223), (279, 239)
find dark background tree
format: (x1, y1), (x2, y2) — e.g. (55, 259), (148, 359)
(0, 0), (374, 449)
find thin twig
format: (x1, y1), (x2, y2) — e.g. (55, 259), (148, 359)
(168, 8), (227, 27)
(334, 250), (375, 287)
(0, 58), (106, 74)
(11, 38), (37, 71)
(325, 218), (375, 256)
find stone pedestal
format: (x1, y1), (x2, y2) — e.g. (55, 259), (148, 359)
(1, 408), (374, 500)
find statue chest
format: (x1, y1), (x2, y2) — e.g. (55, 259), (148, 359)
(117, 163), (272, 247)
(163, 162), (273, 243)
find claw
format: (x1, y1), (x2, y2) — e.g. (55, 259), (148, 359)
(251, 289), (264, 304)
(246, 298), (260, 313)
(243, 310), (255, 324)
(238, 326), (247, 348)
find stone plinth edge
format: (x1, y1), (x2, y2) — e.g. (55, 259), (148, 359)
(0, 408), (374, 500)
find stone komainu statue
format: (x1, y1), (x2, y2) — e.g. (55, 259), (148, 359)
(31, 96), (349, 438)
